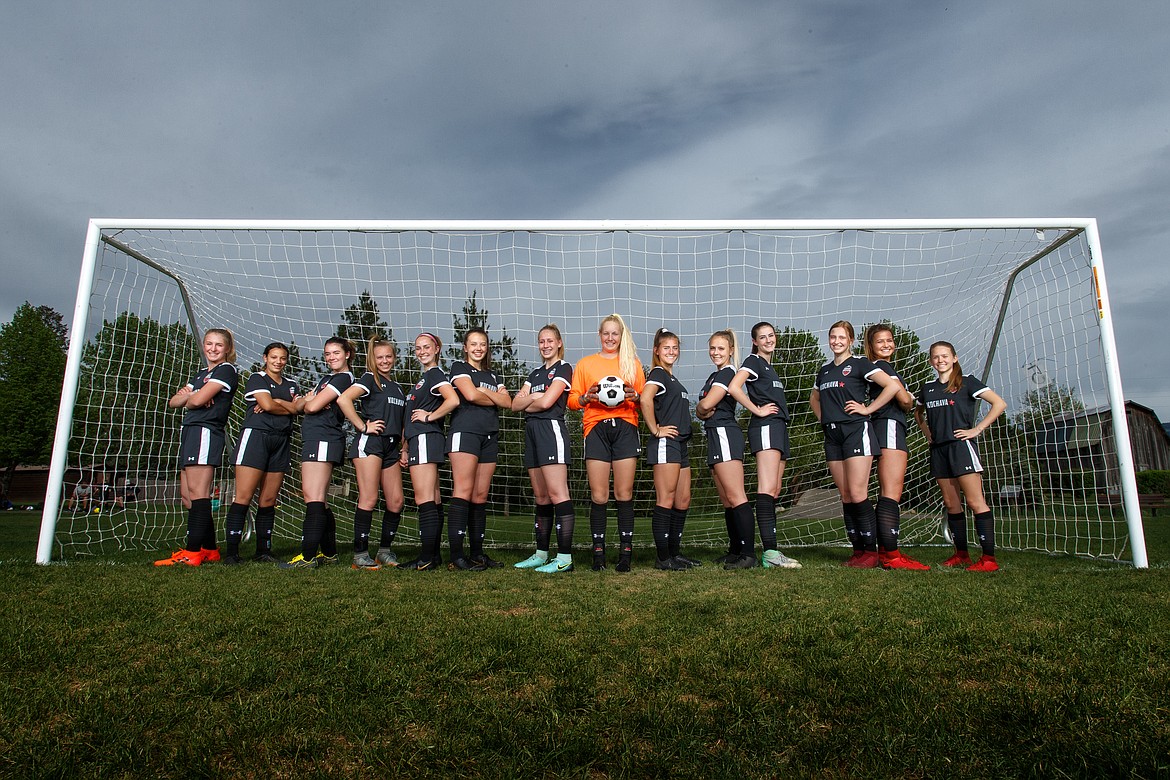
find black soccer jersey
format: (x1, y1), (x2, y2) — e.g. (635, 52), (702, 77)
(300, 372), (354, 443)
(241, 371), (299, 435)
(738, 353), (791, 425)
(917, 375), (992, 446)
(181, 363), (239, 432)
(646, 366), (691, 437)
(815, 356), (881, 424)
(405, 366), (451, 439)
(699, 365), (739, 429)
(521, 360), (573, 420)
(449, 360), (504, 435)
(353, 371), (407, 437)
(868, 359), (907, 426)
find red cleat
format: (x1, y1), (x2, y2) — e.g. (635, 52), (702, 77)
(883, 551), (931, 571)
(154, 549), (204, 567)
(841, 550), (865, 567)
(967, 556), (999, 572)
(941, 551), (973, 568)
(201, 548), (221, 563)
(845, 550), (880, 568)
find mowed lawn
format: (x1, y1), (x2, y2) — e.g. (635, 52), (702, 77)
(1, 510), (1168, 778)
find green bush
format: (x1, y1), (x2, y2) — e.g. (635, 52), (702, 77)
(1136, 470), (1170, 495)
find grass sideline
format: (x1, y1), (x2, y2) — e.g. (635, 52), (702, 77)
(1, 511), (1168, 778)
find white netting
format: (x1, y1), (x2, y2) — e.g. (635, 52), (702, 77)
(50, 223), (1139, 561)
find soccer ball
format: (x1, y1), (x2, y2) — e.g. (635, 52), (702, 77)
(597, 376), (625, 407)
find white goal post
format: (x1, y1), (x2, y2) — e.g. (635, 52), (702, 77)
(38, 219), (1148, 568)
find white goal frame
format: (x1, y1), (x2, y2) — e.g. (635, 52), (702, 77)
(37, 218), (1148, 567)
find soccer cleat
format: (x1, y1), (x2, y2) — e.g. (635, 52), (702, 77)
(712, 551), (737, 565)
(762, 549), (802, 569)
(675, 554), (703, 568)
(279, 553), (318, 570)
(591, 550), (607, 571)
(967, 556), (999, 572)
(615, 556), (632, 573)
(844, 551), (880, 569)
(252, 553), (280, 564)
(654, 557), (690, 571)
(375, 549), (399, 567)
(448, 556), (487, 571)
(399, 557), (440, 571)
(315, 553), (339, 566)
(535, 558), (574, 573)
(724, 554), (758, 570)
(221, 553), (245, 566)
(470, 553), (504, 569)
(514, 552), (550, 569)
(882, 551), (930, 571)
(154, 549), (204, 567)
(201, 548), (221, 563)
(840, 550), (865, 567)
(941, 551), (974, 568)
(352, 551), (382, 571)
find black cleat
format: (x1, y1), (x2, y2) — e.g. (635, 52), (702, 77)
(615, 556), (632, 573)
(469, 553), (504, 569)
(221, 553), (245, 566)
(448, 556), (487, 571)
(713, 551), (737, 565)
(724, 554), (758, 570)
(252, 552), (280, 564)
(399, 558), (440, 571)
(591, 552), (607, 571)
(654, 557), (690, 571)
(674, 554), (702, 568)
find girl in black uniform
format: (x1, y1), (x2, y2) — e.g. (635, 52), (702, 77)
(641, 328), (698, 570)
(222, 342), (299, 565)
(281, 337), (354, 569)
(446, 327), (512, 571)
(915, 340), (1007, 572)
(695, 329), (756, 570)
(513, 324), (576, 573)
(337, 336), (408, 570)
(727, 321), (801, 570)
(809, 321), (903, 568)
(156, 328), (239, 566)
(863, 324), (929, 571)
(401, 332), (461, 571)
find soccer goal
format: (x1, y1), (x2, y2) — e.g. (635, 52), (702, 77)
(38, 219), (1149, 568)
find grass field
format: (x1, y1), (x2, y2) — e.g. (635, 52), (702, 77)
(2, 511), (1168, 778)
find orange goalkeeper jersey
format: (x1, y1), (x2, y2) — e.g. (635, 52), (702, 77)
(568, 352), (646, 437)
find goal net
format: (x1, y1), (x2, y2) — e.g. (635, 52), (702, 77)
(39, 220), (1148, 567)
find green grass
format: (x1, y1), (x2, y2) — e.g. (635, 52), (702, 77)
(2, 512), (1169, 778)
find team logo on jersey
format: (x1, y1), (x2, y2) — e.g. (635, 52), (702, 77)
(414, 379), (425, 389)
(841, 365), (852, 377)
(547, 370), (556, 380)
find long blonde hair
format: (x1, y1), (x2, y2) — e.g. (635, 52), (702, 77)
(366, 336), (397, 382)
(600, 313), (640, 383)
(204, 328), (237, 364)
(709, 329), (739, 370)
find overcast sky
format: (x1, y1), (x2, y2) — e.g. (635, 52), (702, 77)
(2, 2), (1168, 420)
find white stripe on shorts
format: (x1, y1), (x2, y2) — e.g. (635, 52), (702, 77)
(655, 437), (667, 463)
(760, 425), (772, 451)
(357, 433), (370, 458)
(316, 440), (329, 461)
(861, 422), (873, 457)
(966, 440), (984, 473)
(551, 420), (566, 463)
(198, 427), (212, 464)
(716, 427), (731, 461)
(451, 431), (462, 453)
(235, 429), (252, 466)
(885, 419), (896, 448)
(419, 434), (429, 463)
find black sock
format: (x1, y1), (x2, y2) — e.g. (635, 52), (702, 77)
(225, 502), (249, 556)
(876, 496), (900, 552)
(755, 493), (777, 552)
(432, 502), (445, 559)
(320, 506), (337, 557)
(724, 507), (739, 554)
(187, 498), (213, 553)
(447, 497), (470, 560)
(353, 508), (374, 553)
(733, 502), (755, 557)
(669, 508), (688, 557)
(948, 512), (969, 552)
(616, 499), (634, 558)
(301, 501), (326, 559)
(974, 510), (995, 557)
(589, 501), (608, 555)
(470, 502), (488, 558)
(379, 509), (401, 548)
(855, 500), (877, 552)
(255, 505), (276, 554)
(418, 501), (440, 563)
(842, 501), (860, 551)
(651, 505), (672, 561)
(554, 500), (575, 555)
(534, 503), (554, 554)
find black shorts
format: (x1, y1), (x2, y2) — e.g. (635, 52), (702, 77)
(302, 438), (345, 465)
(930, 440), (984, 479)
(584, 418), (641, 462)
(524, 418), (572, 468)
(748, 420), (790, 458)
(349, 433), (402, 468)
(705, 426), (745, 467)
(873, 418), (908, 453)
(408, 432), (446, 466)
(447, 430), (499, 463)
(822, 420), (879, 462)
(178, 425), (225, 469)
(646, 435), (691, 466)
(234, 428), (291, 472)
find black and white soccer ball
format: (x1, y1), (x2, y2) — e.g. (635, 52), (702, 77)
(597, 375), (625, 407)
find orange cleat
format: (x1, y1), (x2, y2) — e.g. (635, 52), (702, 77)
(882, 551), (931, 571)
(967, 556), (999, 572)
(201, 548), (221, 563)
(941, 551), (973, 568)
(154, 549), (204, 567)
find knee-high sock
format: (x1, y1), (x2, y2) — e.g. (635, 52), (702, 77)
(225, 502), (249, 556)
(616, 499), (635, 558)
(589, 501), (608, 553)
(876, 496), (900, 552)
(432, 501), (445, 559)
(320, 506), (337, 557)
(379, 509), (401, 548)
(554, 500), (575, 555)
(725, 506), (739, 554)
(842, 501), (860, 551)
(854, 500), (877, 552)
(755, 493), (777, 552)
(533, 503), (554, 553)
(353, 507), (374, 553)
(301, 501), (326, 559)
(187, 498), (213, 553)
(469, 502), (488, 558)
(669, 508), (688, 557)
(651, 505), (672, 561)
(947, 512), (969, 552)
(417, 501), (440, 562)
(974, 510), (995, 557)
(733, 502), (755, 557)
(255, 505), (276, 554)
(447, 497), (470, 560)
